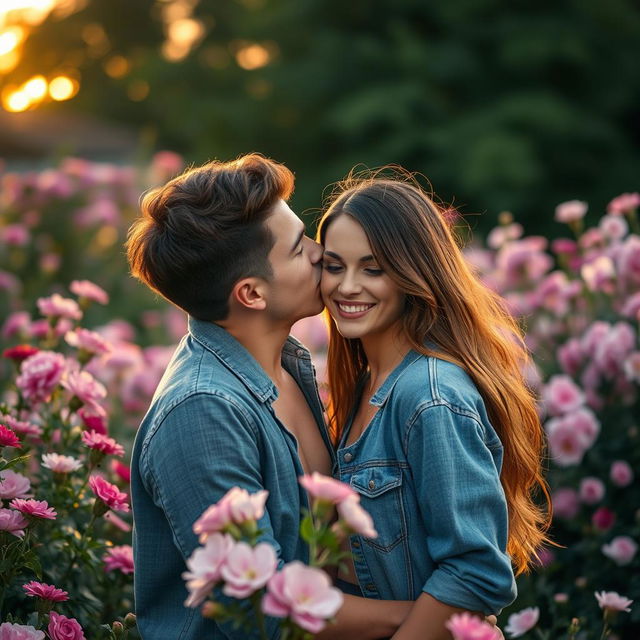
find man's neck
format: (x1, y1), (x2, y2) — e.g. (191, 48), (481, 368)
(217, 315), (293, 382)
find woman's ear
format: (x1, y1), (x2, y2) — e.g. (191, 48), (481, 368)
(230, 277), (267, 311)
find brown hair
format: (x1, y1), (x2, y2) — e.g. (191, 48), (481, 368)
(317, 169), (551, 574)
(126, 153), (294, 321)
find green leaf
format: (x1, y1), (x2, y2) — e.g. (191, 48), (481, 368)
(299, 514), (315, 543)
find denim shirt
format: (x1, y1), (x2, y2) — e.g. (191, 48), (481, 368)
(131, 317), (333, 640)
(335, 350), (517, 615)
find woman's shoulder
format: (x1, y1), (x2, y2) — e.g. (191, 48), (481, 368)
(396, 352), (484, 414)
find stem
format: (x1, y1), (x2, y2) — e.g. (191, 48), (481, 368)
(250, 592), (269, 640)
(599, 621), (611, 640)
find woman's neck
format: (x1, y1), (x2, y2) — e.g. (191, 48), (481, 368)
(360, 327), (413, 391)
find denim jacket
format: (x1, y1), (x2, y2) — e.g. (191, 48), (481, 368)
(131, 317), (333, 639)
(335, 350), (517, 615)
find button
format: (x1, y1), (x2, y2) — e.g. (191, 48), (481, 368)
(368, 480), (375, 490)
(295, 348), (305, 357)
(365, 583), (376, 592)
(343, 452), (353, 462)
(351, 539), (361, 549)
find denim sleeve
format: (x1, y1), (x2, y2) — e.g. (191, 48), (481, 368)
(142, 393), (282, 639)
(405, 404), (517, 615)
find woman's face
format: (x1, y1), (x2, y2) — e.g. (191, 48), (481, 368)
(321, 214), (405, 342)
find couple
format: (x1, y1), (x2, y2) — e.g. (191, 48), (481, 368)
(126, 154), (550, 639)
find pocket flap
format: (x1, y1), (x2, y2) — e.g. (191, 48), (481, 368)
(350, 465), (403, 498)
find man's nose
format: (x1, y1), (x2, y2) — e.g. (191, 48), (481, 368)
(306, 237), (323, 264)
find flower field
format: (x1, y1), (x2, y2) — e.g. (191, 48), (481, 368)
(0, 157), (638, 638)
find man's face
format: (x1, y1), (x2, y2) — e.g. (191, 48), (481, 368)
(262, 200), (324, 324)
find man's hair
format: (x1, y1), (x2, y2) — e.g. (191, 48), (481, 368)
(126, 153), (294, 321)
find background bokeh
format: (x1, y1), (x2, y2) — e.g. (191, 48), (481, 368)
(1, 0), (640, 233)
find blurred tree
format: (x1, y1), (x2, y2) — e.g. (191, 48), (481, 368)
(2, 0), (640, 233)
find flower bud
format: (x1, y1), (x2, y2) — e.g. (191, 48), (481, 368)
(111, 621), (124, 638)
(124, 613), (137, 629)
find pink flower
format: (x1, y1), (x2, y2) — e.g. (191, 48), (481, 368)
(103, 545), (134, 574)
(617, 235), (640, 285)
(22, 581), (68, 602)
(62, 370), (107, 412)
(0, 414), (42, 438)
(0, 424), (20, 448)
(37, 294), (82, 321)
(149, 151), (184, 183)
(0, 469), (31, 499)
(69, 280), (109, 305)
(2, 311), (31, 339)
(182, 533), (234, 607)
(81, 430), (124, 457)
(220, 541), (277, 599)
(193, 488), (268, 541)
(579, 477), (605, 505)
(621, 292), (640, 319)
(581, 256), (616, 294)
(552, 488), (579, 520)
(555, 200), (587, 223)
(42, 453), (82, 474)
(103, 511), (132, 532)
(110, 459), (131, 483)
(336, 496), (378, 538)
(65, 328), (111, 356)
(607, 192), (640, 215)
(595, 590), (633, 613)
(1, 223), (30, 246)
(610, 460), (634, 487)
(445, 612), (500, 640)
(599, 214), (628, 240)
(10, 498), (56, 520)
(299, 472), (356, 504)
(592, 507), (616, 531)
(16, 351), (66, 404)
(0, 622), (45, 639)
(47, 612), (85, 640)
(262, 561), (343, 634)
(557, 339), (584, 376)
(89, 475), (129, 512)
(567, 407), (601, 448)
(542, 375), (585, 416)
(601, 536), (638, 566)
(546, 416), (590, 466)
(504, 607), (540, 638)
(0, 508), (29, 538)
(594, 322), (636, 378)
(77, 407), (108, 435)
(624, 352), (640, 383)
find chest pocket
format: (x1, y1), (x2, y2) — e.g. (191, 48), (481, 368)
(350, 464), (406, 552)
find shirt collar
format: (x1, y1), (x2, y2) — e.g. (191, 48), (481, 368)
(369, 349), (423, 407)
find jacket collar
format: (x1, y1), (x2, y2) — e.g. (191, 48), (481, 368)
(369, 349), (422, 407)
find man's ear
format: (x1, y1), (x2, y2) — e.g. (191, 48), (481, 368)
(230, 277), (267, 311)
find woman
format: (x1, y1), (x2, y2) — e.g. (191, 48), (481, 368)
(317, 170), (551, 639)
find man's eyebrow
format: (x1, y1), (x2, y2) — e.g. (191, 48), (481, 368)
(323, 251), (375, 262)
(290, 227), (305, 254)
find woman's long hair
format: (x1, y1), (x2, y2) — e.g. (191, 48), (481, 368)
(317, 169), (551, 574)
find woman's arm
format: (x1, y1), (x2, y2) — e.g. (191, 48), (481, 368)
(316, 595), (413, 640)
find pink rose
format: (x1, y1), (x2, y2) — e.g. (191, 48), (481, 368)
(89, 475), (129, 512)
(183, 533), (234, 607)
(607, 192), (640, 215)
(555, 200), (587, 223)
(601, 536), (638, 566)
(546, 416), (590, 466)
(610, 460), (634, 487)
(557, 339), (584, 376)
(579, 477), (605, 505)
(504, 607), (540, 638)
(69, 280), (109, 305)
(595, 590), (633, 613)
(551, 488), (579, 520)
(592, 507), (616, 531)
(0, 508), (29, 538)
(0, 622), (45, 639)
(262, 561), (344, 634)
(10, 498), (57, 520)
(37, 294), (82, 321)
(220, 541), (277, 599)
(0, 469), (31, 499)
(103, 545), (134, 574)
(542, 375), (585, 416)
(16, 351), (66, 404)
(47, 611), (86, 640)
(336, 496), (378, 538)
(299, 472), (356, 504)
(445, 612), (500, 640)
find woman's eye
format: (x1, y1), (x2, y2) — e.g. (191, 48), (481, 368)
(323, 263), (342, 273)
(365, 268), (383, 276)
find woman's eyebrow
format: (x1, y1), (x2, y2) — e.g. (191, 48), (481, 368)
(323, 250), (375, 262)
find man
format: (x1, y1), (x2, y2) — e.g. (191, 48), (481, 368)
(126, 154), (412, 638)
